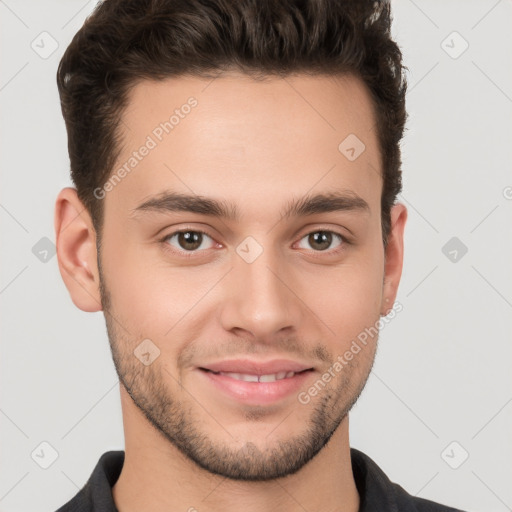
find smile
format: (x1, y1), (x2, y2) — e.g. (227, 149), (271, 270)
(198, 367), (314, 405)
(207, 370), (298, 382)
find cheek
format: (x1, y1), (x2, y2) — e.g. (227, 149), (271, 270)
(101, 234), (216, 342)
(100, 232), (165, 334)
(301, 247), (384, 343)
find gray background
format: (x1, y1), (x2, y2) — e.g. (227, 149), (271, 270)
(1, 1), (511, 511)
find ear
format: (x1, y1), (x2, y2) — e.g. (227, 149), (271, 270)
(54, 187), (102, 312)
(381, 203), (407, 316)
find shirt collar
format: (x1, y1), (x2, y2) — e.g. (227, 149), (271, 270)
(56, 448), (460, 512)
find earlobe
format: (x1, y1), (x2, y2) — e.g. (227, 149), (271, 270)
(54, 187), (102, 312)
(381, 203), (407, 316)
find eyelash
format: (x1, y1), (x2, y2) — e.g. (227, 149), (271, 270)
(160, 227), (350, 259)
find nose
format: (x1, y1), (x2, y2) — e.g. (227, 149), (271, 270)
(218, 243), (303, 340)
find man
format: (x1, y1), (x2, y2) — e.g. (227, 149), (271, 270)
(53, 0), (465, 510)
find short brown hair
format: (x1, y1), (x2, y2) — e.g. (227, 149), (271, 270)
(57, 0), (407, 247)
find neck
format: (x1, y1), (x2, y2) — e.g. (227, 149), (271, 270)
(112, 386), (360, 512)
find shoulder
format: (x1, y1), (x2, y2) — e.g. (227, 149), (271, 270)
(350, 448), (467, 512)
(54, 451), (124, 512)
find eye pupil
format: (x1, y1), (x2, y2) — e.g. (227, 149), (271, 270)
(178, 231), (202, 251)
(309, 231), (332, 251)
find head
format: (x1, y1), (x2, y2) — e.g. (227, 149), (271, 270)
(55, 0), (408, 481)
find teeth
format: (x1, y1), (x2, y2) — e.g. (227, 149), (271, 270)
(218, 371), (297, 382)
(259, 374), (277, 382)
(222, 372), (259, 382)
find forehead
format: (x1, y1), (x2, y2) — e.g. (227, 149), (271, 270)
(106, 72), (381, 219)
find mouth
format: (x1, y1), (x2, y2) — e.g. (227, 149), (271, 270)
(197, 366), (315, 405)
(199, 368), (311, 382)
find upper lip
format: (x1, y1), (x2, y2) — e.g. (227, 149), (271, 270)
(199, 359), (314, 375)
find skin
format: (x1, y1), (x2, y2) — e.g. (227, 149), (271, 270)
(55, 72), (407, 512)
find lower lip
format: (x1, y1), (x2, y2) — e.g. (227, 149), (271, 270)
(198, 369), (314, 406)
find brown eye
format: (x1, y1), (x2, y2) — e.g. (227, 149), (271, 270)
(178, 231), (202, 250)
(164, 230), (215, 252)
(297, 231), (344, 252)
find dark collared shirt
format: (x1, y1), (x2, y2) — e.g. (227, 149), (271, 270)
(55, 448), (465, 511)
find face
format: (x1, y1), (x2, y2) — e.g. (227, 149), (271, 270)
(64, 72), (406, 481)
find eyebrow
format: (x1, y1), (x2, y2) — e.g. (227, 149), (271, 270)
(130, 190), (370, 221)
